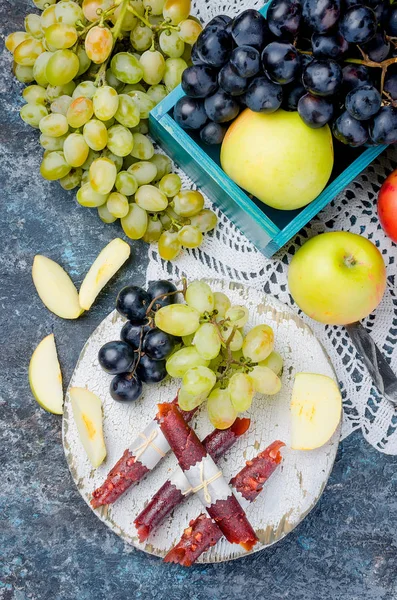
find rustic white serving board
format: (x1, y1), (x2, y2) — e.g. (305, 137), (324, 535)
(62, 279), (341, 563)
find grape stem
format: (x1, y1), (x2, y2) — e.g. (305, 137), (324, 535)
(144, 278), (187, 315)
(77, 2), (120, 38)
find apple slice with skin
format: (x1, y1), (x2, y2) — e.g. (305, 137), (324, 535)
(79, 238), (131, 311)
(32, 255), (83, 319)
(70, 387), (107, 468)
(29, 334), (63, 414)
(290, 373), (342, 451)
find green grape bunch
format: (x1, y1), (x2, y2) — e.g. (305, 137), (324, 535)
(6, 0), (217, 261)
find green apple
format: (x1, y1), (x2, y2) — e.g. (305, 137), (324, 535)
(288, 232), (387, 325)
(32, 255), (83, 319)
(70, 387), (107, 468)
(220, 109), (334, 211)
(290, 373), (342, 450)
(29, 334), (63, 414)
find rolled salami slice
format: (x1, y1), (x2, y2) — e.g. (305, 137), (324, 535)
(156, 403), (258, 550)
(91, 398), (197, 509)
(164, 440), (285, 567)
(134, 418), (250, 542)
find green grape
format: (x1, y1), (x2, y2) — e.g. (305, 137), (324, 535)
(25, 14), (43, 39)
(163, 57), (187, 92)
(213, 292), (231, 319)
(135, 185), (168, 212)
(155, 304), (200, 336)
(115, 171), (138, 196)
(111, 0), (144, 30)
(127, 91), (155, 119)
(178, 225), (203, 248)
(40, 5), (57, 29)
(77, 182), (108, 207)
(60, 167), (83, 190)
(105, 69), (124, 92)
(6, 32), (32, 53)
(55, 1), (84, 25)
(142, 217), (163, 242)
(249, 366), (281, 396)
(98, 203), (117, 223)
(181, 366), (216, 404)
(45, 49), (79, 86)
(14, 38), (44, 66)
(185, 280), (214, 314)
(159, 30), (185, 58)
(64, 133), (90, 167)
(130, 24), (154, 52)
(14, 63), (35, 84)
(130, 119), (149, 134)
(81, 170), (90, 185)
(81, 148), (100, 170)
(106, 192), (129, 218)
(163, 0), (191, 24)
(143, 0), (165, 15)
(173, 189), (204, 217)
(178, 388), (207, 411)
(111, 52), (144, 84)
(190, 209), (217, 233)
(225, 306), (249, 329)
(259, 351), (283, 377)
(121, 203), (148, 239)
(33, 52), (52, 86)
(20, 103), (48, 128)
(82, 0), (113, 22)
(39, 113), (69, 137)
(159, 173), (181, 197)
(85, 25), (113, 64)
(207, 388), (237, 430)
(124, 157), (139, 171)
(123, 82), (146, 93)
(220, 324), (243, 351)
(114, 94), (140, 128)
(93, 86), (119, 121)
(193, 323), (221, 360)
(149, 154), (172, 180)
(146, 84), (168, 105)
(128, 161), (157, 185)
(107, 124), (134, 157)
(73, 81), (97, 100)
(67, 97), (94, 128)
(102, 148), (123, 171)
(158, 231), (181, 261)
(76, 46), (92, 78)
(40, 151), (71, 180)
(34, 0), (56, 8)
(139, 50), (166, 85)
(228, 373), (254, 412)
(103, 117), (116, 129)
(51, 95), (73, 116)
(182, 333), (194, 346)
(46, 81), (76, 102)
(166, 346), (209, 378)
(22, 85), (47, 105)
(40, 133), (67, 151)
(178, 18), (203, 45)
(82, 119), (108, 151)
(45, 23), (78, 49)
(242, 325), (274, 363)
(89, 157), (117, 194)
(130, 133), (154, 160)
(181, 43), (191, 64)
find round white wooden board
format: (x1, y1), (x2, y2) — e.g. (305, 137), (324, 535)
(63, 279), (341, 563)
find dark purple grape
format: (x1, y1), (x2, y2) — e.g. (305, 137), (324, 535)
(300, 53), (313, 70)
(218, 63), (248, 96)
(262, 42), (301, 85)
(231, 9), (270, 50)
(298, 94), (334, 128)
(369, 106), (397, 145)
(98, 341), (135, 375)
(200, 121), (227, 145)
(302, 0), (341, 33)
(207, 15), (232, 30)
(110, 373), (142, 403)
(282, 82), (306, 111)
(121, 320), (151, 350)
(345, 85), (381, 121)
(191, 42), (205, 65)
(196, 26), (232, 68)
(386, 5), (397, 37)
(311, 32), (349, 59)
(373, 1), (388, 25)
(332, 111), (369, 146)
(361, 31), (390, 62)
(181, 65), (218, 98)
(267, 0), (302, 38)
(384, 72), (397, 101)
(174, 97), (207, 130)
(342, 64), (370, 92)
(302, 59), (342, 97)
(204, 90), (240, 123)
(230, 45), (261, 78)
(143, 329), (176, 361)
(244, 76), (283, 113)
(147, 280), (177, 309)
(137, 355), (167, 384)
(339, 6), (377, 44)
(116, 286), (151, 322)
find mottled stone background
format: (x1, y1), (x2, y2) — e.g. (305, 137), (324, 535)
(1, 2), (397, 599)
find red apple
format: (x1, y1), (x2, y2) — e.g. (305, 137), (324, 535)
(378, 169), (397, 243)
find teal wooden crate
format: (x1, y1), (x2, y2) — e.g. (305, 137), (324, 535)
(149, 6), (386, 258)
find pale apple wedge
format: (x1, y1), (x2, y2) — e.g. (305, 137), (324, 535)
(79, 238), (130, 311)
(290, 373), (342, 451)
(29, 334), (63, 414)
(32, 255), (83, 320)
(70, 387), (107, 468)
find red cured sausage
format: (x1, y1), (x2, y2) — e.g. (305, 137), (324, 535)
(134, 418), (250, 542)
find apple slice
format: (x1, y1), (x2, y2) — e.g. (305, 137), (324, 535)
(290, 373), (342, 451)
(79, 238), (130, 311)
(29, 334), (63, 414)
(32, 255), (83, 320)
(70, 387), (107, 468)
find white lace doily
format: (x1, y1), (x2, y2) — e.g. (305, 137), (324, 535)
(146, 0), (397, 455)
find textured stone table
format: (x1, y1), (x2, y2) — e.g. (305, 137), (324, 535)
(1, 3), (397, 599)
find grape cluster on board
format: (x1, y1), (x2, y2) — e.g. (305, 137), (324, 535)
(175, 2), (397, 147)
(98, 279), (283, 430)
(6, 0), (217, 260)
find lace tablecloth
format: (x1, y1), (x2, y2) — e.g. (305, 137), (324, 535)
(146, 1), (397, 455)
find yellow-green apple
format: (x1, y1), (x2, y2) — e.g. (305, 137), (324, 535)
(70, 387), (107, 468)
(378, 168), (397, 243)
(220, 109), (334, 210)
(288, 232), (386, 325)
(29, 334), (63, 414)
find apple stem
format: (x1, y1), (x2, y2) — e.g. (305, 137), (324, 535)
(344, 254), (357, 268)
